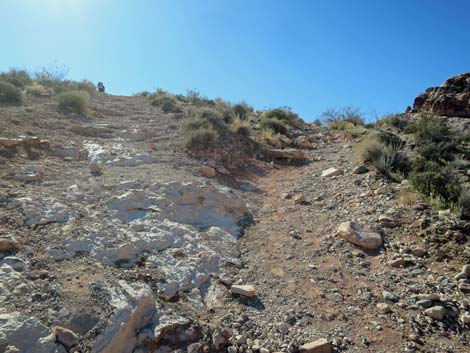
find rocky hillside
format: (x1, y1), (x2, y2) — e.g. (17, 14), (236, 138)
(0, 72), (469, 353)
(413, 73), (470, 118)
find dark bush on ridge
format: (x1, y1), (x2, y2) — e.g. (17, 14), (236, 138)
(0, 81), (23, 104)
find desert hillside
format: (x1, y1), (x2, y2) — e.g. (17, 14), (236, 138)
(0, 71), (469, 353)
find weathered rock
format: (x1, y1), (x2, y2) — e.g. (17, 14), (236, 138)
(458, 282), (470, 293)
(353, 165), (369, 174)
(0, 138), (22, 148)
(1, 257), (25, 272)
(321, 167), (343, 178)
(455, 264), (470, 280)
(51, 145), (81, 160)
(17, 198), (74, 226)
(265, 148), (306, 161)
(231, 285), (256, 297)
(15, 165), (45, 182)
(199, 166), (216, 178)
(424, 306), (446, 321)
(461, 312), (470, 324)
(299, 338), (332, 353)
(92, 281), (156, 353)
(378, 215), (401, 228)
(53, 326), (79, 349)
(335, 221), (382, 249)
(413, 73), (470, 117)
(0, 312), (58, 353)
(0, 235), (19, 253)
(376, 303), (392, 314)
(89, 162), (103, 174)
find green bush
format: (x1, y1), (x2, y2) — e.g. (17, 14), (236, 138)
(57, 90), (90, 114)
(414, 116), (457, 162)
(260, 117), (289, 135)
(0, 69), (33, 88)
(233, 104), (249, 120)
(151, 95), (182, 113)
(410, 159), (461, 204)
(458, 188), (470, 220)
(0, 81), (23, 104)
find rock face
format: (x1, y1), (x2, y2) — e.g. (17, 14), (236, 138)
(413, 73), (470, 117)
(335, 221), (382, 250)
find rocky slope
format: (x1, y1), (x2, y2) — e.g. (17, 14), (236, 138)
(0, 91), (469, 353)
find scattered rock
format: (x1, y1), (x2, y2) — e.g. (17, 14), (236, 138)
(0, 235), (19, 253)
(14, 165), (44, 182)
(454, 264), (470, 280)
(353, 165), (369, 174)
(424, 306), (446, 321)
(376, 303), (392, 314)
(299, 338), (332, 353)
(231, 285), (256, 298)
(335, 221), (382, 249)
(265, 148), (306, 161)
(53, 326), (79, 349)
(199, 166), (216, 178)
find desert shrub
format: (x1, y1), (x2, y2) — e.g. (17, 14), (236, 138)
(0, 81), (23, 104)
(57, 90), (90, 114)
(183, 119), (218, 151)
(222, 108), (236, 124)
(185, 115), (211, 131)
(151, 95), (182, 113)
(410, 159), (461, 204)
(26, 84), (51, 97)
(72, 80), (96, 97)
(260, 116), (289, 135)
(358, 132), (411, 179)
(233, 104), (249, 120)
(321, 106), (364, 127)
(34, 64), (69, 89)
(231, 116), (250, 137)
(377, 114), (408, 131)
(458, 188), (470, 219)
(0, 69), (33, 88)
(260, 128), (274, 144)
(135, 91), (150, 97)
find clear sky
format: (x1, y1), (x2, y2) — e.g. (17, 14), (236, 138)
(1, 0), (469, 121)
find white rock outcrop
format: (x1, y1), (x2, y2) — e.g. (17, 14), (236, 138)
(92, 281), (156, 353)
(0, 312), (58, 353)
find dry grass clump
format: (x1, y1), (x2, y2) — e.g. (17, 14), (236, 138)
(231, 116), (250, 137)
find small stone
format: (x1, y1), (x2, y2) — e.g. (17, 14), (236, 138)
(460, 312), (470, 324)
(424, 306), (446, 321)
(410, 247), (426, 258)
(54, 326), (79, 349)
(458, 282), (470, 293)
(299, 338), (332, 353)
(382, 291), (397, 302)
(231, 285), (256, 297)
(376, 303), (391, 314)
(389, 258), (406, 268)
(0, 235), (19, 253)
(89, 163), (102, 174)
(378, 215), (401, 228)
(1, 257), (25, 271)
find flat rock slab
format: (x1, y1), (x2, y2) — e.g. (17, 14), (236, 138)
(231, 285), (256, 297)
(335, 221), (382, 250)
(321, 167), (343, 178)
(299, 338), (332, 353)
(265, 148), (306, 160)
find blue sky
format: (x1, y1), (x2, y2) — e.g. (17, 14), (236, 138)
(1, 0), (469, 121)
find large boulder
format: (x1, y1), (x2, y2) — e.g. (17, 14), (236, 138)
(413, 73), (470, 117)
(335, 221), (382, 250)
